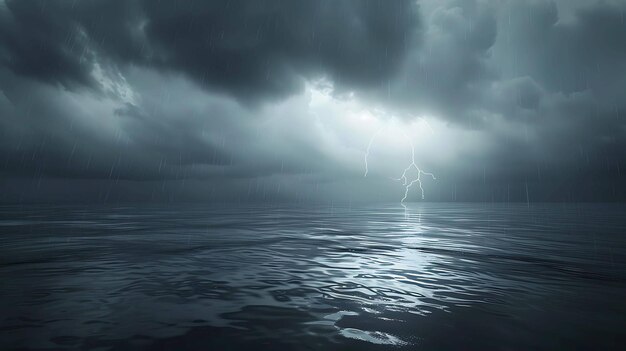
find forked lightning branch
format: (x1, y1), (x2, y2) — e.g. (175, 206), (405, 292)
(364, 119), (435, 205)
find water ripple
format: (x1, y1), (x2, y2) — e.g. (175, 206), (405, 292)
(1, 203), (625, 350)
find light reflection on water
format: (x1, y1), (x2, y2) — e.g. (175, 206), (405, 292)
(1, 203), (625, 350)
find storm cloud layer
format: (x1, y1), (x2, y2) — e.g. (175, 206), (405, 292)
(1, 0), (625, 202)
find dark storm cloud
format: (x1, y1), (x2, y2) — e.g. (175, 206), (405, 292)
(0, 0), (420, 102)
(383, 0), (626, 184)
(0, 66), (335, 184)
(383, 0), (499, 121)
(484, 1), (626, 180)
(0, 0), (142, 88)
(0, 0), (419, 191)
(497, 0), (626, 97)
(1, 0), (626, 202)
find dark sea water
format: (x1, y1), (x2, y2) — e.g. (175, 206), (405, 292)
(1, 203), (625, 350)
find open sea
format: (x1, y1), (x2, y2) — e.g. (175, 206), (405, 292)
(1, 203), (625, 350)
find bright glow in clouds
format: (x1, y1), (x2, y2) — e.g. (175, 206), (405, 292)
(365, 119), (436, 205)
(307, 81), (438, 204)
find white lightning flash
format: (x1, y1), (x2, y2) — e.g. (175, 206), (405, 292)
(364, 118), (435, 206)
(363, 127), (385, 178)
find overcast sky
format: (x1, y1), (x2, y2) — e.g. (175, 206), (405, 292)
(1, 0), (625, 203)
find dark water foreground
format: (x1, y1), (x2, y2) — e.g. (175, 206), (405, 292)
(1, 203), (625, 350)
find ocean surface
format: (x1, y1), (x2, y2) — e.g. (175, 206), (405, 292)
(1, 203), (625, 350)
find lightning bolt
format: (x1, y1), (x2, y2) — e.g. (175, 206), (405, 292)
(394, 130), (436, 203)
(364, 118), (435, 206)
(363, 127), (385, 178)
